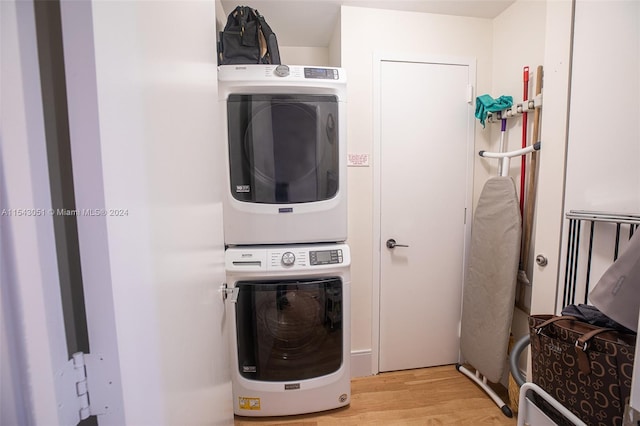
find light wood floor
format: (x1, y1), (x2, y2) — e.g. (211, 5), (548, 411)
(234, 365), (518, 425)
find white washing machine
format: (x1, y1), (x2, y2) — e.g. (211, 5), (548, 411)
(218, 64), (347, 245)
(224, 243), (351, 416)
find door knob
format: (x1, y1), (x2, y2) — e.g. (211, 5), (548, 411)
(386, 238), (409, 249)
(536, 254), (548, 267)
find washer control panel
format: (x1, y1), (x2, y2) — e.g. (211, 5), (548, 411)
(225, 244), (350, 272)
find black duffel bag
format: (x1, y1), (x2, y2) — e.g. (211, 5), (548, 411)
(218, 5), (281, 65)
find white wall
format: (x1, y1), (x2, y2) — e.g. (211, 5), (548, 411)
(531, 0), (640, 315)
(557, 0), (640, 310)
(490, 0), (547, 340)
(565, 0), (640, 215)
(340, 6), (494, 373)
(277, 9), (342, 68)
(329, 14), (342, 67)
(279, 46), (331, 66)
(489, 1), (546, 182)
(565, 0), (639, 215)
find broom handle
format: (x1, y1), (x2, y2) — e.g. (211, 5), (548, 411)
(521, 65), (543, 272)
(520, 67), (529, 216)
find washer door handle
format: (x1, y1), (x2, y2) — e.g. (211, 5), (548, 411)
(386, 238), (409, 249)
(221, 284), (239, 303)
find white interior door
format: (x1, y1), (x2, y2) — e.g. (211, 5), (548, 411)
(70, 1), (234, 424)
(375, 56), (475, 372)
(2, 2), (233, 425)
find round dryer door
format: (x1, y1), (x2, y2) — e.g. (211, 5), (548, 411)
(227, 94), (340, 204)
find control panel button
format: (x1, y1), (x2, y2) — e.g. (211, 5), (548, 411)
(309, 249), (343, 265)
(304, 67), (338, 80)
(281, 251), (296, 266)
(274, 64), (290, 77)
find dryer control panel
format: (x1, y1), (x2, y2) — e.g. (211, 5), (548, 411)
(218, 64), (346, 85)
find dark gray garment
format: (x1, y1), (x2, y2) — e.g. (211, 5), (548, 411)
(460, 177), (521, 383)
(561, 303), (633, 332)
(589, 230), (640, 332)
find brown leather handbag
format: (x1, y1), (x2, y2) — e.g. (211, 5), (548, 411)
(528, 314), (636, 425)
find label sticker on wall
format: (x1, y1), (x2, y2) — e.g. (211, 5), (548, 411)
(239, 397), (261, 410)
(348, 153), (370, 167)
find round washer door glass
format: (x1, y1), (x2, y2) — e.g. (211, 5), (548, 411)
(234, 277), (343, 381)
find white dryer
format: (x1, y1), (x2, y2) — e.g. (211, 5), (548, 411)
(218, 65), (347, 245)
(224, 243), (351, 416)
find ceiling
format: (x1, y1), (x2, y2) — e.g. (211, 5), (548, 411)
(220, 0), (516, 47)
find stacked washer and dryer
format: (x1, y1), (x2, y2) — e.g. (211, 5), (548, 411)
(219, 64), (351, 417)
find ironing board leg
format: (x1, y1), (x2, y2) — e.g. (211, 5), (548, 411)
(456, 364), (513, 418)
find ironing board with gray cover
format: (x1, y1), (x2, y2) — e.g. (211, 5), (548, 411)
(460, 176), (521, 383)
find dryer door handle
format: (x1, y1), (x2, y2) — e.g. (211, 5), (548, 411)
(386, 238), (409, 249)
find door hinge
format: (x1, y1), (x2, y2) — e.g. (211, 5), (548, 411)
(72, 352), (91, 421)
(56, 352), (91, 424)
(221, 283), (239, 303)
(466, 84), (474, 104)
(56, 352), (112, 425)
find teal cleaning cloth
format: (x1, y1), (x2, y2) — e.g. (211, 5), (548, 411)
(475, 95), (513, 128)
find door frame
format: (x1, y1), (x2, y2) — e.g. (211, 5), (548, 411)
(3, 1), (96, 423)
(3, 2), (127, 424)
(371, 52), (476, 374)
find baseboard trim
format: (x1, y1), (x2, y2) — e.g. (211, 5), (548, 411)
(351, 349), (373, 377)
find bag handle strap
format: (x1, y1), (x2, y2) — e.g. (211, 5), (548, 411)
(575, 327), (616, 351)
(231, 6), (251, 45)
(533, 315), (615, 375)
(531, 316), (577, 357)
(252, 9), (269, 60)
(535, 315), (616, 349)
(254, 10), (274, 35)
(534, 315), (578, 333)
(574, 327), (616, 375)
